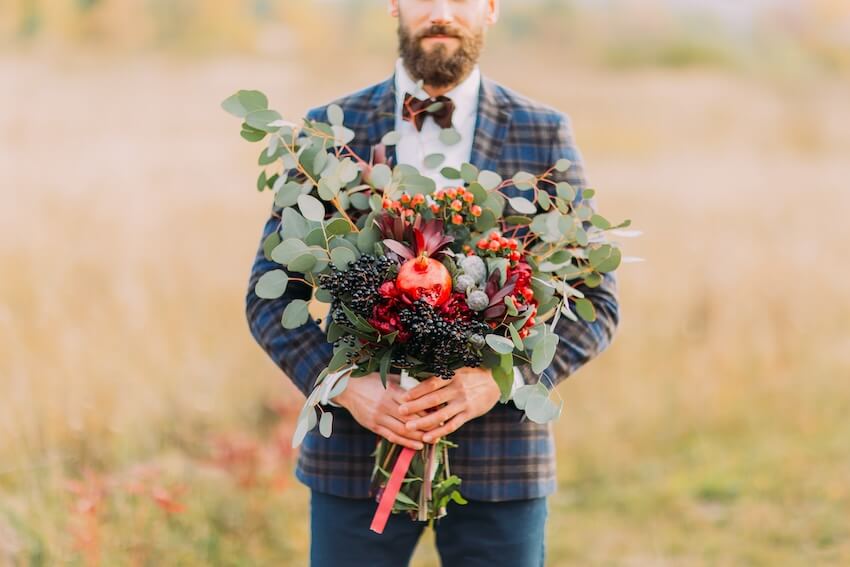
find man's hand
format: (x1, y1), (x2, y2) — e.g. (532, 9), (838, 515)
(398, 368), (502, 443)
(333, 372), (427, 450)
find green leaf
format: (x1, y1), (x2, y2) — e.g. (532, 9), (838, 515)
(289, 252), (318, 273)
(245, 109), (283, 133)
(508, 323), (524, 350)
(439, 128), (461, 146)
(282, 300), (310, 329)
(555, 182), (575, 201)
(574, 298), (597, 322)
(256, 171), (268, 192)
(271, 238), (307, 265)
(424, 153), (445, 169)
(474, 209), (497, 232)
(468, 182), (488, 204)
(262, 232), (281, 261)
(441, 167), (461, 180)
(381, 130), (401, 146)
(596, 248), (621, 273)
(512, 171), (536, 191)
(512, 383), (548, 411)
(319, 411), (333, 438)
(531, 330), (559, 374)
(554, 158), (571, 172)
(274, 181), (303, 208)
(255, 269), (289, 299)
(325, 218), (351, 236)
(486, 334), (515, 354)
(379, 350), (392, 388)
(591, 214), (611, 230)
(221, 90), (268, 118)
(297, 194), (326, 222)
(327, 104), (344, 126)
(369, 164), (392, 188)
(492, 353), (515, 401)
(504, 215), (531, 226)
(484, 192), (505, 217)
(508, 197), (537, 215)
(538, 191), (552, 210)
(526, 395), (563, 424)
(240, 126), (266, 142)
(356, 225), (380, 254)
(460, 163), (479, 184)
(330, 247), (356, 270)
(478, 170), (502, 191)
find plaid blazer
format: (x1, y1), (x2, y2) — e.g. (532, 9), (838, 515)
(245, 71), (620, 501)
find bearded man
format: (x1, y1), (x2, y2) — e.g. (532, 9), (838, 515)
(245, 1), (620, 565)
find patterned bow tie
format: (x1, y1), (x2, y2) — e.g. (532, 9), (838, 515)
(402, 92), (455, 131)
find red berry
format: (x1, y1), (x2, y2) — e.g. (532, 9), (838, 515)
(450, 199), (463, 212)
(451, 213), (463, 225)
(477, 239), (489, 249)
(470, 205), (482, 217)
(430, 204), (441, 214)
(489, 241), (501, 252)
(463, 193), (474, 203)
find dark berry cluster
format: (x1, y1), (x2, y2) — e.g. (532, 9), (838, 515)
(319, 255), (398, 320)
(397, 299), (489, 378)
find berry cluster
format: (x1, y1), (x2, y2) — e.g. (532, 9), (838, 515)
(506, 262), (537, 339)
(319, 255), (398, 320)
(380, 187), (483, 227)
(476, 230), (523, 263)
(397, 298), (490, 378)
(432, 187), (482, 226)
(381, 192), (427, 218)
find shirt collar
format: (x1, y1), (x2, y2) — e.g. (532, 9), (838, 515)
(394, 57), (481, 126)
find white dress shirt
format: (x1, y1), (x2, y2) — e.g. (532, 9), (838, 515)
(393, 57), (480, 190)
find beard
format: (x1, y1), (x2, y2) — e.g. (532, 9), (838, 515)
(398, 22), (484, 88)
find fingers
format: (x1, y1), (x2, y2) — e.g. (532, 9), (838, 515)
(405, 401), (465, 432)
(375, 417), (424, 450)
(402, 376), (451, 403)
(422, 412), (468, 444)
(398, 385), (455, 416)
(390, 390), (428, 420)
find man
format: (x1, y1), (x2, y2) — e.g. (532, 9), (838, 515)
(245, 1), (619, 565)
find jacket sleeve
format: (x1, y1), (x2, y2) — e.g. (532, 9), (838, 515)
(516, 113), (620, 389)
(244, 110), (333, 398)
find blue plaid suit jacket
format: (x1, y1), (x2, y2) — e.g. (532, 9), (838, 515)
(246, 71), (620, 501)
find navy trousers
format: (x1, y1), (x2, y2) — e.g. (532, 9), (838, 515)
(309, 490), (548, 567)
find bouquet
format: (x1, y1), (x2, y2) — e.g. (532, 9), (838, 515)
(224, 89), (629, 532)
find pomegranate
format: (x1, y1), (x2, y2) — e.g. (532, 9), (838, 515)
(397, 256), (452, 306)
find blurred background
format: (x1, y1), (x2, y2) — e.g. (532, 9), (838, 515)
(2, 0), (849, 565)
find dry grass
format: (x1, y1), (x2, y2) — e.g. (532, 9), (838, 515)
(1, 46), (849, 565)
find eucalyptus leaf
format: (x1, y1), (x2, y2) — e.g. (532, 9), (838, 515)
(486, 334), (515, 355)
(319, 411), (334, 438)
(381, 130), (401, 145)
(574, 298), (597, 322)
(327, 104), (344, 126)
(330, 247), (356, 270)
(531, 330), (559, 374)
(424, 153), (445, 169)
(369, 164), (392, 188)
(478, 170), (502, 191)
(509, 197), (537, 215)
(439, 128), (462, 146)
(555, 158), (571, 172)
(255, 269), (289, 299)
(282, 299), (310, 329)
(298, 194), (326, 222)
(271, 238), (307, 265)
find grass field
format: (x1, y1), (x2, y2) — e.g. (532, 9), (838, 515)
(2, 43), (849, 565)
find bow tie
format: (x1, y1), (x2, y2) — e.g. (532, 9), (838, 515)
(402, 92), (455, 131)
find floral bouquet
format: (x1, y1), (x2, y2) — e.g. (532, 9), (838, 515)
(223, 89), (629, 532)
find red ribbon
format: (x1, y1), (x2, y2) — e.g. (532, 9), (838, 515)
(370, 446), (415, 534)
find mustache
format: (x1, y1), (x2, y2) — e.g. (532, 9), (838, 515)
(416, 25), (464, 40)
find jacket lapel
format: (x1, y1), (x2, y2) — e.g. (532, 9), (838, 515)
(469, 77), (511, 173)
(366, 75), (398, 167)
